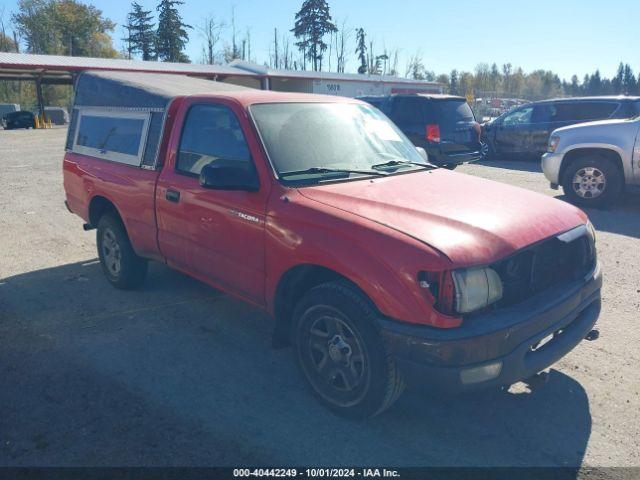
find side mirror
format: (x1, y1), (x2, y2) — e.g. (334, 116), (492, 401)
(199, 162), (260, 192)
(416, 147), (429, 162)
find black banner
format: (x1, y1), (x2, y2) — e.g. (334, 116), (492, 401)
(0, 468), (637, 480)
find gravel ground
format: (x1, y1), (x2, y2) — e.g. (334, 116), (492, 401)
(0, 128), (638, 471)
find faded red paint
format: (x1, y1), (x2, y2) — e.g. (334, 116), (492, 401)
(63, 90), (587, 329)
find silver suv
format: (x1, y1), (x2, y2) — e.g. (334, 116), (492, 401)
(542, 116), (640, 208)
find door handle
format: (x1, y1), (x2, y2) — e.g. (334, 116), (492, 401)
(165, 188), (181, 203)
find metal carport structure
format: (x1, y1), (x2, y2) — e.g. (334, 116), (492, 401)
(0, 52), (263, 117)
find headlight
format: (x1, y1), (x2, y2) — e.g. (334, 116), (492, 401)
(548, 135), (560, 153)
(452, 267), (503, 314)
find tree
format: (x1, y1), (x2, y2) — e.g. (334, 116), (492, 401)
(405, 51), (425, 80)
(502, 63), (512, 94)
(0, 6), (18, 52)
(333, 19), (349, 73)
(490, 63), (500, 92)
(449, 69), (459, 95)
(570, 75), (580, 96)
(355, 27), (366, 74)
(156, 0), (190, 62)
(199, 14), (224, 64)
(13, 0), (117, 57)
(126, 1), (156, 61)
(291, 0), (337, 71)
(612, 62), (624, 94)
(587, 70), (602, 95)
(121, 12), (134, 59)
(223, 5), (241, 62)
(622, 64), (636, 94)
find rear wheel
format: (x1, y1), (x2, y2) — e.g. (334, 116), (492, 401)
(562, 155), (623, 208)
(293, 281), (404, 419)
(97, 213), (148, 289)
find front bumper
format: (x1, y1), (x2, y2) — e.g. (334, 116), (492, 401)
(542, 152), (564, 185)
(429, 149), (482, 166)
(378, 264), (602, 392)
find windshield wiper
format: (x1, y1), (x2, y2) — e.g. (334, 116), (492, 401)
(280, 167), (388, 178)
(371, 159), (437, 171)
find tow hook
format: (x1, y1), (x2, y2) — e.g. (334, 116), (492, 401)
(585, 329), (600, 341)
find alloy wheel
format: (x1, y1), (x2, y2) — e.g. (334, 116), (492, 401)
(300, 307), (370, 407)
(102, 228), (122, 276)
(572, 166), (606, 199)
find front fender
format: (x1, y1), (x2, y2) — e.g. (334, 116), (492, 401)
(264, 191), (459, 328)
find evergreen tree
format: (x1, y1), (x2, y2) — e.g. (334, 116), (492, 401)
(612, 62), (624, 94)
(449, 69), (459, 95)
(355, 27), (366, 74)
(156, 0), (191, 63)
(622, 64), (636, 94)
(127, 1), (156, 61)
(570, 75), (580, 96)
(587, 70), (602, 95)
(291, 0), (337, 71)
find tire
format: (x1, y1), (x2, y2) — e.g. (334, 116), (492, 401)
(293, 281), (405, 419)
(561, 155), (623, 208)
(441, 164), (458, 171)
(96, 213), (148, 289)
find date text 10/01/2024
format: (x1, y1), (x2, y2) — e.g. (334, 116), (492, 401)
(233, 468), (401, 478)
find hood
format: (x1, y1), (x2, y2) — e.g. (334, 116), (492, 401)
(554, 117), (639, 134)
(298, 169), (587, 266)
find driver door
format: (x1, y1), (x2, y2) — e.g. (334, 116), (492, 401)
(494, 106), (534, 157)
(156, 102), (268, 305)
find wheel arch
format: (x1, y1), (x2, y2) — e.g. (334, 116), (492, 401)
(272, 264), (376, 348)
(559, 147), (625, 185)
(88, 195), (125, 228)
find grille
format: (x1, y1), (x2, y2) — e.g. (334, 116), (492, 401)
(492, 231), (596, 308)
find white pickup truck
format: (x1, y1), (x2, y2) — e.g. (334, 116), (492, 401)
(542, 117), (640, 208)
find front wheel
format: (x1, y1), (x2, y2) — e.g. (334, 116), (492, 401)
(97, 213), (148, 289)
(561, 155), (623, 208)
(293, 282), (405, 419)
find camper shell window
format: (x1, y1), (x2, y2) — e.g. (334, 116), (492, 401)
(73, 109), (150, 166)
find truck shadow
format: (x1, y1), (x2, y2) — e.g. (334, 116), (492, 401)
(0, 260), (591, 469)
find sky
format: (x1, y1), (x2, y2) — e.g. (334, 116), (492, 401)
(2, 0), (638, 81)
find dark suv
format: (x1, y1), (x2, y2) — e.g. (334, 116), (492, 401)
(358, 94), (482, 168)
(3, 111), (36, 130)
(482, 96), (640, 160)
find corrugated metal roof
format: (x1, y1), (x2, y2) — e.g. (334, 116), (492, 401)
(0, 53), (441, 88)
(0, 52), (253, 77)
(228, 59), (441, 86)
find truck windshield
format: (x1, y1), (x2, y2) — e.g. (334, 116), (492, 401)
(250, 102), (430, 183)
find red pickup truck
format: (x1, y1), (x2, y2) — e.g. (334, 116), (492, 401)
(63, 71), (601, 418)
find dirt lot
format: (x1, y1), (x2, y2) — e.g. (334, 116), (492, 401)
(1, 127), (639, 469)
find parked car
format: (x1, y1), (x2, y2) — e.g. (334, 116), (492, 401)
(3, 110), (35, 130)
(64, 71), (601, 418)
(358, 94), (482, 169)
(482, 96), (640, 160)
(542, 117), (640, 208)
(44, 106), (70, 125)
(0, 103), (20, 121)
